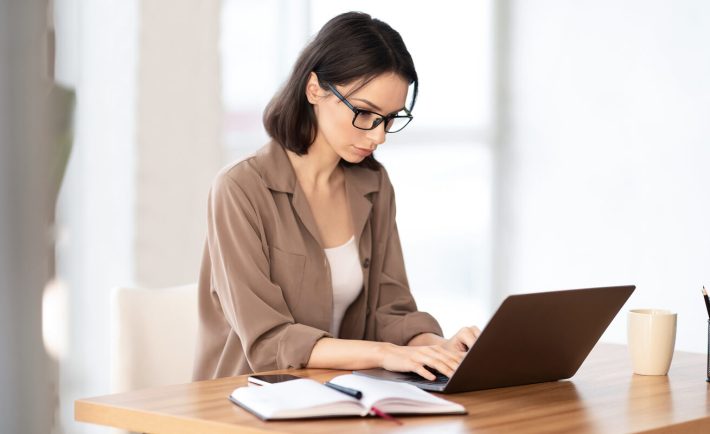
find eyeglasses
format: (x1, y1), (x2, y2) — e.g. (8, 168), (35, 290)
(325, 83), (413, 133)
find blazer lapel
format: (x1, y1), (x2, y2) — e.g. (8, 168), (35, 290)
(291, 182), (325, 248)
(256, 141), (326, 248)
(339, 165), (380, 339)
(344, 166), (380, 248)
(256, 141), (381, 251)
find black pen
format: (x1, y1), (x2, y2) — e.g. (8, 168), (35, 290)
(323, 381), (402, 424)
(702, 286), (710, 318)
(324, 381), (362, 399)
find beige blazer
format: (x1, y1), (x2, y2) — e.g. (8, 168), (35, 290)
(192, 141), (442, 380)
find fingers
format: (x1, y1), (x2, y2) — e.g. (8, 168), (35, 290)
(414, 365), (437, 381)
(442, 346), (466, 364)
(412, 347), (463, 379)
(415, 327), (483, 379)
(453, 326), (481, 351)
(425, 348), (459, 376)
(381, 344), (470, 381)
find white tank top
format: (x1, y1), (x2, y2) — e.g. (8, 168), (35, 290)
(324, 235), (363, 337)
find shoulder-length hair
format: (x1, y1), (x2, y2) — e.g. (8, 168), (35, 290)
(263, 11), (419, 170)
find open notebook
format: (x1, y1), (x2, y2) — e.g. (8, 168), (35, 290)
(229, 374), (466, 420)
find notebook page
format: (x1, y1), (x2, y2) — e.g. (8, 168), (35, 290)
(231, 378), (366, 418)
(328, 374), (465, 414)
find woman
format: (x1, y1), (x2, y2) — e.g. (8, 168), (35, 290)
(193, 11), (480, 382)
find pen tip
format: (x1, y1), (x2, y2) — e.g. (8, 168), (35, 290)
(703, 287), (708, 296)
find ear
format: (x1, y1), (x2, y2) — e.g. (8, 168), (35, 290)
(305, 72), (324, 105)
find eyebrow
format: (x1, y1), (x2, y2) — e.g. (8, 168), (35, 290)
(351, 97), (405, 115)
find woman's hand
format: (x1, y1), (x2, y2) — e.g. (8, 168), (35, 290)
(398, 326), (481, 378)
(379, 343), (465, 380)
(308, 327), (481, 380)
(440, 326), (481, 353)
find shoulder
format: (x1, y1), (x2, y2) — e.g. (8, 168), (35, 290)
(208, 148), (273, 207)
(211, 157), (259, 195)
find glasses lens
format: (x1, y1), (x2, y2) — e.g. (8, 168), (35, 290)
(353, 112), (412, 133)
(385, 116), (412, 133)
(353, 111), (380, 130)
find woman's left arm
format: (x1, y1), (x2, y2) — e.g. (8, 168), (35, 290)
(371, 169), (445, 345)
(373, 168), (481, 353)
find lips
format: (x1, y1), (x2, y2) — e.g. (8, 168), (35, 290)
(353, 146), (373, 157)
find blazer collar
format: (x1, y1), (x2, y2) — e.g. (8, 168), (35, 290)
(256, 141), (380, 196)
(256, 141), (381, 248)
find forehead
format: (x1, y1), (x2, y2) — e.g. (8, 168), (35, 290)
(344, 73), (409, 112)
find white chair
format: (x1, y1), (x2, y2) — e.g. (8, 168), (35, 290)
(110, 283), (198, 394)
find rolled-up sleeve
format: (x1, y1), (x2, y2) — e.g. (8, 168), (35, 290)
(207, 172), (329, 372)
(374, 171), (443, 345)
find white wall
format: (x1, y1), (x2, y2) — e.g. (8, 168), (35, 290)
(499, 0), (710, 352)
(135, 0), (222, 287)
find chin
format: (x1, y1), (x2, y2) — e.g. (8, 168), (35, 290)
(337, 148), (367, 164)
(340, 155), (366, 164)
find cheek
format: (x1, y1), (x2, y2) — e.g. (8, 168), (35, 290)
(317, 106), (356, 145)
(331, 124), (362, 149)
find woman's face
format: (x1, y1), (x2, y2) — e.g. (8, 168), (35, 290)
(307, 72), (410, 164)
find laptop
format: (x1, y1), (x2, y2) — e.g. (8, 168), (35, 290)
(354, 285), (635, 393)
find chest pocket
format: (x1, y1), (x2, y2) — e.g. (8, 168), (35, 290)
(268, 246), (306, 305)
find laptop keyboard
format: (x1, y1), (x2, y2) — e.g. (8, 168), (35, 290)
(399, 370), (449, 385)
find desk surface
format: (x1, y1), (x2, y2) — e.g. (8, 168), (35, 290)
(75, 344), (710, 433)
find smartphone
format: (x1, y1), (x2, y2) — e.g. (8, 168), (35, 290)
(247, 374), (301, 386)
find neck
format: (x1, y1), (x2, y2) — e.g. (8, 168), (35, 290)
(286, 139), (343, 192)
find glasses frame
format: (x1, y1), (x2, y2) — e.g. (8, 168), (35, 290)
(324, 82), (413, 133)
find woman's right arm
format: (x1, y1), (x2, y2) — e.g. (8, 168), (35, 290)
(207, 171), (330, 372)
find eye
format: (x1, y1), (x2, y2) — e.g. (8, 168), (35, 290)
(353, 110), (381, 129)
(357, 110), (378, 121)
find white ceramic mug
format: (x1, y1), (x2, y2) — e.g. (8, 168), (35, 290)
(627, 309), (677, 375)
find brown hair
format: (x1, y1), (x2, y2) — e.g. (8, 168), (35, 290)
(263, 12), (418, 170)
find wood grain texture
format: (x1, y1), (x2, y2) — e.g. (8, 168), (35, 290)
(75, 344), (710, 433)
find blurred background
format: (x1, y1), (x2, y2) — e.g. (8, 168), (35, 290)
(2, 0), (709, 432)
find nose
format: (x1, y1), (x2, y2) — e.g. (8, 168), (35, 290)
(365, 124), (386, 148)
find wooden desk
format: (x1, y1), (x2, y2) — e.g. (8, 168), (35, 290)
(76, 344), (710, 433)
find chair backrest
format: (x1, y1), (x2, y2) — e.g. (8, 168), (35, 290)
(110, 284), (198, 393)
